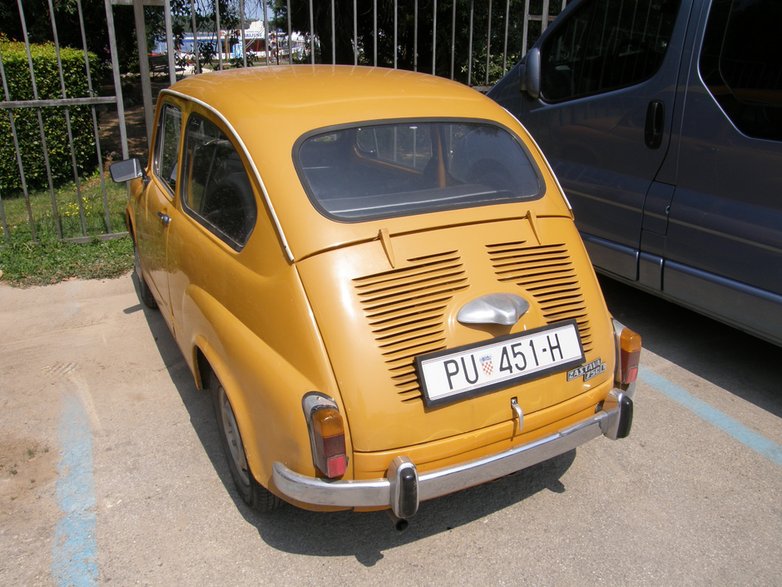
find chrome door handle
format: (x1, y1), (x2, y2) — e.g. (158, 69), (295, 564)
(157, 212), (171, 226)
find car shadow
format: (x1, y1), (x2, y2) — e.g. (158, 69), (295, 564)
(598, 275), (782, 418)
(248, 451), (574, 566)
(130, 275), (578, 564)
(130, 275), (240, 520)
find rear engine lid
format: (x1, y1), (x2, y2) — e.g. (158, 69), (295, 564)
(296, 217), (614, 452)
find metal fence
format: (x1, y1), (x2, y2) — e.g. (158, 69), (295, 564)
(0, 0), (567, 244)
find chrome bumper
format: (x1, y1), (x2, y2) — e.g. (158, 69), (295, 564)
(273, 390), (633, 519)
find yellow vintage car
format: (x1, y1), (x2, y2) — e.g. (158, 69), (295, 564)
(111, 66), (641, 525)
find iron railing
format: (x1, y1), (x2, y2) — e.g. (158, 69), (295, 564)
(0, 0), (568, 244)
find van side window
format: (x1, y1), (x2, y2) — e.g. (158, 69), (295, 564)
(540, 0), (680, 102)
(700, 0), (782, 141)
(181, 114), (257, 248)
(153, 104), (181, 195)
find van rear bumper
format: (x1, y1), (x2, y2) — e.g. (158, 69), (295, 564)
(272, 389), (633, 519)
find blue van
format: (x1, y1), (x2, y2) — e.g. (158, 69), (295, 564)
(489, 0), (781, 346)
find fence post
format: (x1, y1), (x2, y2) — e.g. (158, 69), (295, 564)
(47, 0), (89, 236)
(165, 0), (177, 82)
(133, 0), (154, 140)
(105, 0), (129, 161)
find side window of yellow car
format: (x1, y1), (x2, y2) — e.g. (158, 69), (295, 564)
(181, 113), (257, 248)
(153, 103), (182, 195)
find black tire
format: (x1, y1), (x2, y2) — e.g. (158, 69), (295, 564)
(133, 246), (158, 309)
(210, 373), (280, 512)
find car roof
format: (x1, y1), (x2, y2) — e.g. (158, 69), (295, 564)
(167, 65), (491, 134)
(160, 66), (567, 261)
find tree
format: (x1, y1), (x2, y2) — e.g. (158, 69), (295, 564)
(1, 0), (144, 72)
(268, 0), (539, 85)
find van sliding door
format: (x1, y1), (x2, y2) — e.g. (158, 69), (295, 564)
(663, 0), (782, 345)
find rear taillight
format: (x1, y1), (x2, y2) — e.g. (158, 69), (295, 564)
(613, 319), (642, 386)
(302, 393), (347, 478)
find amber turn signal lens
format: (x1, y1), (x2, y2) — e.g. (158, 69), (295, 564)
(313, 407), (343, 437)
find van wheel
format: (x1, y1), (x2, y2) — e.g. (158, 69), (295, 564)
(133, 246), (158, 309)
(211, 376), (280, 512)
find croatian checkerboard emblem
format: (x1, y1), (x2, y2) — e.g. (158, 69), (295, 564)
(480, 354), (493, 376)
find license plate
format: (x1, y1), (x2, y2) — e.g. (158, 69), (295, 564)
(416, 320), (584, 407)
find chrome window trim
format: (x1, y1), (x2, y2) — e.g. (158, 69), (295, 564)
(161, 88), (294, 262)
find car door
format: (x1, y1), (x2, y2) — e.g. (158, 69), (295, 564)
(661, 0), (782, 345)
(136, 101), (182, 326)
(166, 110), (259, 341)
(489, 0), (694, 280)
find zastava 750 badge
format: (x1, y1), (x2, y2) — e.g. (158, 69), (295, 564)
(567, 358), (606, 382)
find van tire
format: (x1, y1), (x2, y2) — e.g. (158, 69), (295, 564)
(211, 374), (281, 513)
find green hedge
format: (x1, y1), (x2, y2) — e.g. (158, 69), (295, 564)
(0, 40), (100, 195)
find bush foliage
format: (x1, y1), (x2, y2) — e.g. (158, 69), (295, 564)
(0, 40), (100, 195)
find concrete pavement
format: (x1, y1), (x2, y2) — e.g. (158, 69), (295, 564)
(1, 275), (780, 585)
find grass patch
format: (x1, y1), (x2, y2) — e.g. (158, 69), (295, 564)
(1, 171), (128, 240)
(0, 171), (133, 286)
(0, 236), (133, 286)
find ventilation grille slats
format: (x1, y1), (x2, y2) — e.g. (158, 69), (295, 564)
(487, 242), (594, 353)
(354, 251), (469, 401)
(353, 243), (594, 405)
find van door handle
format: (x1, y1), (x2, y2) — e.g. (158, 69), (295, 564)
(645, 100), (664, 149)
(157, 211), (171, 227)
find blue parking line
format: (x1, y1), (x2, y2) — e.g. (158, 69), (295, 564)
(52, 393), (98, 587)
(640, 367), (782, 467)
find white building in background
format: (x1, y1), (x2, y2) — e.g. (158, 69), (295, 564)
(153, 20), (310, 65)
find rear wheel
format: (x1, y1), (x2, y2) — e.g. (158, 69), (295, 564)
(211, 374), (280, 512)
(133, 245), (158, 309)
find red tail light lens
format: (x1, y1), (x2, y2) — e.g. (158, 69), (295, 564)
(303, 393), (348, 479)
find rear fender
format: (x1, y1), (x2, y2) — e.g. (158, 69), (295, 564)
(182, 285), (352, 490)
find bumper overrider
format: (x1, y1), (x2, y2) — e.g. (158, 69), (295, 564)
(273, 389), (633, 519)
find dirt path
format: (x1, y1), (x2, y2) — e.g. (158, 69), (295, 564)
(99, 79), (174, 162)
(0, 277), (144, 584)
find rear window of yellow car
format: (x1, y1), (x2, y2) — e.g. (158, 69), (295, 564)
(294, 120), (544, 221)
